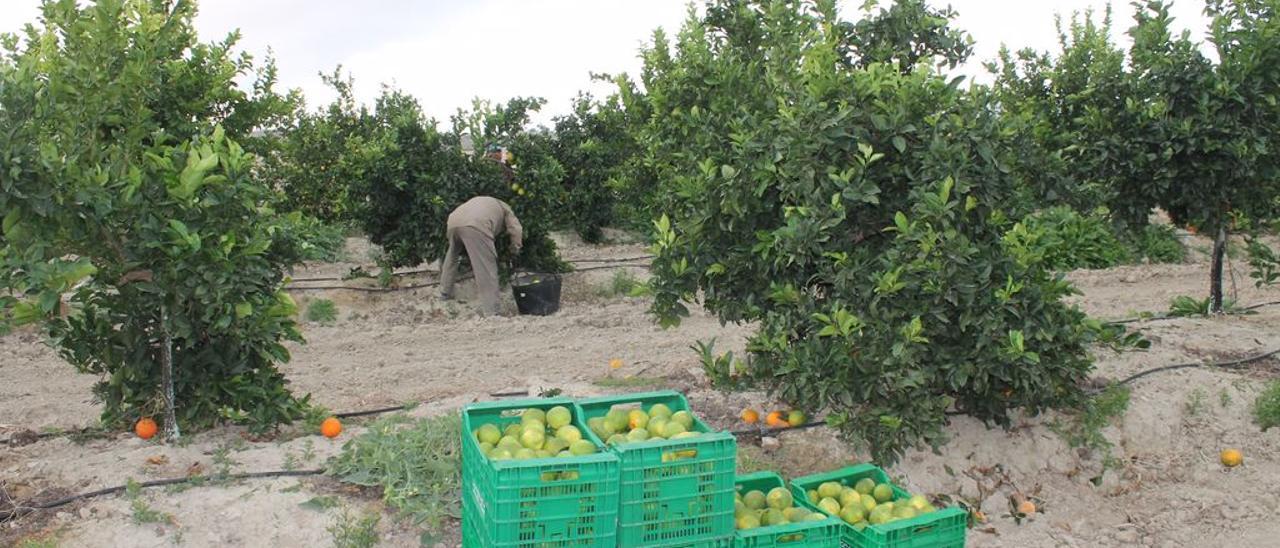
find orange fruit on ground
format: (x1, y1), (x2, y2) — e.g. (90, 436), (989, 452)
(134, 418), (158, 440)
(741, 409), (760, 424)
(609, 358), (623, 369)
(321, 417), (343, 439)
(1016, 500), (1036, 515)
(765, 411), (787, 428)
(787, 410), (806, 427)
(1220, 448), (1243, 467)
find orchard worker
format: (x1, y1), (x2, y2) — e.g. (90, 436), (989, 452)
(438, 148), (523, 316)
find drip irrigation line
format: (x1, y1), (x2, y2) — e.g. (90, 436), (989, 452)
(1, 469), (324, 522)
(1103, 299), (1280, 326)
(1108, 347), (1280, 389)
(285, 262), (649, 293)
(288, 256), (656, 283)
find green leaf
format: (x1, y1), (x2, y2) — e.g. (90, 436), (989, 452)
(235, 302), (253, 319)
(892, 135), (906, 153)
(299, 496), (340, 511)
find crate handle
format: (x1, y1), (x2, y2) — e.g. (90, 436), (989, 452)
(661, 448), (699, 462)
(540, 469), (582, 483)
(774, 532), (807, 544)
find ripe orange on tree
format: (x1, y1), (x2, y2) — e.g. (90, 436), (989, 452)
(135, 417), (158, 440)
(321, 417), (343, 439)
(741, 408), (759, 424)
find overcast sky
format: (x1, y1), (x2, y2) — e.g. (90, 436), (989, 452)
(0, 1), (1212, 126)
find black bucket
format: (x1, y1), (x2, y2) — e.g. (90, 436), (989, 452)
(511, 272), (562, 316)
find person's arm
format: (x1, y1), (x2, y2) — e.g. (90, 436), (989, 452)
(502, 201), (523, 252)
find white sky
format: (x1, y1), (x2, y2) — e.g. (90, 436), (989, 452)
(0, 1), (1212, 126)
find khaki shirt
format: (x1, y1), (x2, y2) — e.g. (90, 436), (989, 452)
(447, 196), (523, 249)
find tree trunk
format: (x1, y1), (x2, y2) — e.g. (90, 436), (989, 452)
(1210, 225), (1227, 315)
(160, 307), (180, 442)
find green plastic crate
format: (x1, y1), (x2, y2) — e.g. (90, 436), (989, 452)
(733, 471), (844, 548)
(576, 391), (737, 547)
(789, 465), (967, 548)
(461, 397), (620, 547)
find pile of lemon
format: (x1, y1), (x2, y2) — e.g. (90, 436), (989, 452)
(806, 478), (937, 529)
(472, 406), (598, 460)
(586, 403), (702, 445)
(734, 486), (828, 530)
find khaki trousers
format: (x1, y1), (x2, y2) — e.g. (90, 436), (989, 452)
(439, 225), (501, 316)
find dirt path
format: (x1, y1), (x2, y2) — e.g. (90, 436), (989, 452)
(2, 232), (1277, 547)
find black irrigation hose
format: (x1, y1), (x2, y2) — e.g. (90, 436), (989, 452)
(285, 263), (650, 293)
(15, 346), (1279, 520)
(288, 256), (656, 283)
(1110, 347), (1280, 388)
(1104, 300), (1280, 326)
(1, 469), (324, 522)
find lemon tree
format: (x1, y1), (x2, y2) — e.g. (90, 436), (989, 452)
(632, 0), (1100, 463)
(0, 0), (313, 437)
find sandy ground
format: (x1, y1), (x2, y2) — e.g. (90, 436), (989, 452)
(2, 230), (1278, 547)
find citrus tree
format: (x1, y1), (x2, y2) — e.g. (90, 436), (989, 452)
(989, 8), (1128, 212)
(267, 82), (568, 274)
(1116, 0), (1280, 312)
(636, 0), (1100, 463)
(0, 0), (312, 439)
(261, 68), (365, 223)
(550, 92), (635, 243)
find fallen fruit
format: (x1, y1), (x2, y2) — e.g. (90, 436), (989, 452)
(320, 417), (342, 438)
(135, 417), (158, 440)
(1016, 500), (1036, 515)
(787, 410), (806, 427)
(609, 358), (623, 369)
(765, 411), (787, 428)
(741, 408), (760, 424)
(1220, 448), (1243, 467)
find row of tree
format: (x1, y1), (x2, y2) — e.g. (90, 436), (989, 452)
(1, 0), (1276, 459)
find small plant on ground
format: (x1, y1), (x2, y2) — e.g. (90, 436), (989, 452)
(1168, 295), (1239, 317)
(1184, 389), (1206, 417)
(306, 299), (339, 324)
(1050, 384), (1131, 472)
(1123, 224), (1186, 264)
(328, 509), (381, 548)
(1219, 388), (1232, 409)
(16, 534), (60, 548)
(594, 270), (642, 299)
(327, 414), (460, 528)
(1018, 207), (1131, 270)
(1254, 380), (1280, 432)
(125, 480), (173, 526)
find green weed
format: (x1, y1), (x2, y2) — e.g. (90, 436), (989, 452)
(1167, 295), (1239, 317)
(327, 414), (460, 528)
(1219, 388), (1232, 408)
(1184, 389), (1206, 417)
(328, 509), (381, 548)
(125, 479), (173, 525)
(16, 535), (60, 548)
(1050, 384), (1131, 472)
(1253, 380), (1280, 431)
(306, 299), (338, 324)
(1122, 224), (1186, 264)
(594, 269), (643, 299)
